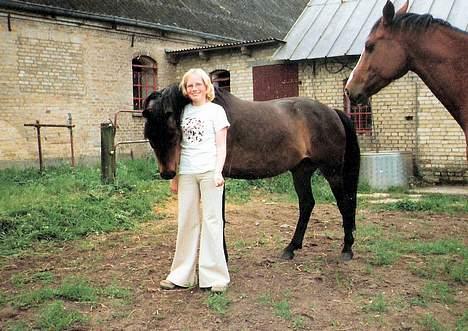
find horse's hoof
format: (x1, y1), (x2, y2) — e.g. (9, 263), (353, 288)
(281, 250), (294, 260)
(341, 251), (353, 262)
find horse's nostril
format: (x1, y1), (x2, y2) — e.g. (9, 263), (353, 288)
(160, 171), (176, 180)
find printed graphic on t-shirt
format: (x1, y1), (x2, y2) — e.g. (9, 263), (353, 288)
(182, 117), (205, 143)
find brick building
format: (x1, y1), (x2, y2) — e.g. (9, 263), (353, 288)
(0, 0), (466, 183)
(0, 0), (308, 167)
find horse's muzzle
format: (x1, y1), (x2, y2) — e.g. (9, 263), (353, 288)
(344, 88), (367, 105)
(160, 171), (176, 180)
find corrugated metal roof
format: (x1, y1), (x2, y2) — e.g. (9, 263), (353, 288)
(273, 0), (468, 61)
(166, 38), (283, 54)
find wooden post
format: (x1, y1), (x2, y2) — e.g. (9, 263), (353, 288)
(67, 113), (75, 167)
(36, 120), (44, 173)
(101, 121), (115, 184)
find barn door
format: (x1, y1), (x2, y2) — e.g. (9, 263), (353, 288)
(253, 63), (298, 101)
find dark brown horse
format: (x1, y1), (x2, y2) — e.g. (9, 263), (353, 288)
(143, 85), (360, 261)
(344, 0), (468, 153)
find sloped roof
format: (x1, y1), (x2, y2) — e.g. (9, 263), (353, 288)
(274, 0), (468, 61)
(166, 38), (283, 54)
(1, 0), (309, 41)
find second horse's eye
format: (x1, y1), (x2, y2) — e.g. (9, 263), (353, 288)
(365, 43), (375, 53)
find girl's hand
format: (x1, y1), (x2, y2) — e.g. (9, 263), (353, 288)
(214, 172), (224, 187)
(170, 178), (178, 194)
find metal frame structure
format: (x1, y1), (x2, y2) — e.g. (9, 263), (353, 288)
(24, 114), (75, 172)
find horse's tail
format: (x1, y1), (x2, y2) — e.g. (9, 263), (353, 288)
(335, 109), (360, 230)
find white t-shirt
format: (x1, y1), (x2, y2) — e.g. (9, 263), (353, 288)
(179, 102), (230, 175)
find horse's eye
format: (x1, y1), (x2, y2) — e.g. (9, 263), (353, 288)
(365, 43), (375, 53)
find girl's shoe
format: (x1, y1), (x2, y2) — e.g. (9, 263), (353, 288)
(160, 279), (176, 290)
(211, 285), (227, 293)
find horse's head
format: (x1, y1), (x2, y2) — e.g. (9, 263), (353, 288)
(345, 0), (410, 104)
(142, 84), (189, 179)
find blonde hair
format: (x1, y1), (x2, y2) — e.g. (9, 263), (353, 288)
(179, 68), (215, 101)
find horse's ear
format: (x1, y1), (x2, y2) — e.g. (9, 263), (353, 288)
(382, 0), (395, 26)
(142, 92), (158, 118)
(396, 0), (409, 16)
(161, 89), (174, 115)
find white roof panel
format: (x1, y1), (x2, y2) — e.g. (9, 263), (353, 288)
(274, 0), (468, 60)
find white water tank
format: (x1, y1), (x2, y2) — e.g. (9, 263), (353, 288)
(360, 151), (413, 190)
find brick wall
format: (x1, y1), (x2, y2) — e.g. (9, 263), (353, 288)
(175, 53), (466, 183)
(298, 60), (466, 183)
(1, 13), (465, 182)
(0, 13), (205, 167)
(174, 47), (282, 100)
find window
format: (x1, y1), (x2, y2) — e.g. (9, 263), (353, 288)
(210, 70), (230, 92)
(132, 56), (157, 111)
(343, 78), (372, 134)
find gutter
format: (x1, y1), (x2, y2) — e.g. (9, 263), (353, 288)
(0, 0), (240, 43)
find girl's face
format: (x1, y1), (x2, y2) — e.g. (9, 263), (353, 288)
(185, 74), (208, 106)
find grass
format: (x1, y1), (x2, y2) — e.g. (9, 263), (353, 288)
(37, 301), (87, 331)
(357, 223), (466, 270)
(55, 277), (97, 302)
(456, 311), (468, 331)
(0, 159), (170, 256)
(420, 281), (455, 305)
(371, 194), (468, 214)
(0, 161), (339, 257)
(225, 172), (335, 204)
(418, 313), (446, 331)
(258, 291), (306, 329)
(1, 159), (466, 328)
(363, 293), (388, 313)
(2, 160), (464, 257)
(8, 275), (130, 311)
(11, 271), (55, 288)
(206, 292), (231, 315)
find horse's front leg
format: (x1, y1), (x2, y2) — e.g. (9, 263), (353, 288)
(281, 169), (315, 260)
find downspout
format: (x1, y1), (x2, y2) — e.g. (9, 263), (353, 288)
(414, 77), (421, 178)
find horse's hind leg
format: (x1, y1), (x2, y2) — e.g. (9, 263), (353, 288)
(222, 187), (228, 263)
(322, 167), (357, 261)
(281, 166), (315, 260)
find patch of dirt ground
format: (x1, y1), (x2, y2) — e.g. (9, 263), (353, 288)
(0, 195), (467, 330)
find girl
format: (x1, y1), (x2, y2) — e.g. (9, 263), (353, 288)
(160, 68), (230, 293)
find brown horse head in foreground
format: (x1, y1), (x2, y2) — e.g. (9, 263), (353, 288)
(345, 0), (468, 151)
(143, 85), (360, 261)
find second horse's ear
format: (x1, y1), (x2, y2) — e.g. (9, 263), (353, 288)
(382, 0), (395, 26)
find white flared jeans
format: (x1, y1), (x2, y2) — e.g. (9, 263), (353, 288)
(166, 171), (230, 288)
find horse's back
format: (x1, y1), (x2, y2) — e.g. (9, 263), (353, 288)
(223, 95), (348, 178)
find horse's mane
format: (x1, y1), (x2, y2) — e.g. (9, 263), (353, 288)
(372, 12), (466, 35)
(213, 86), (234, 108)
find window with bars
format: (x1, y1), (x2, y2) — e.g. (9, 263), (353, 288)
(132, 57), (157, 111)
(210, 69), (231, 92)
(343, 79), (372, 134)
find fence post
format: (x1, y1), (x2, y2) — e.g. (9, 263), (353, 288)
(101, 121), (115, 184)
